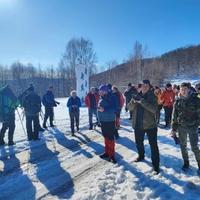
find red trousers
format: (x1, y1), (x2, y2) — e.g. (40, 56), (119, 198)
(104, 138), (115, 158)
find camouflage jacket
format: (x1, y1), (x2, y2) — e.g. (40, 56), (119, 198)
(172, 93), (200, 131)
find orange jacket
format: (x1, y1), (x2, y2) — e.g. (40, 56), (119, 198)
(161, 89), (175, 107)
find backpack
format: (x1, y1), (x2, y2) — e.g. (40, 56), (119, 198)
(0, 86), (18, 122)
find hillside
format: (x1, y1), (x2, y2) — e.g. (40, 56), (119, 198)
(90, 45), (200, 89)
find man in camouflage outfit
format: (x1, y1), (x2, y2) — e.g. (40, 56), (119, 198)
(171, 82), (200, 174)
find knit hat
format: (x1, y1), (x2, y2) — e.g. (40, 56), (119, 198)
(99, 84), (109, 92)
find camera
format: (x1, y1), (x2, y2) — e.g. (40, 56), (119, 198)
(132, 94), (142, 101)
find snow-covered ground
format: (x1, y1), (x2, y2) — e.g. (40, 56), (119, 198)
(0, 98), (200, 200)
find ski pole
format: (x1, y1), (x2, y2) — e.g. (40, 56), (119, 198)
(16, 108), (27, 137)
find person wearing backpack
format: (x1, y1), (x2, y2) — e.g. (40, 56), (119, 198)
(171, 82), (200, 174)
(22, 85), (41, 141)
(67, 90), (81, 136)
(0, 85), (19, 146)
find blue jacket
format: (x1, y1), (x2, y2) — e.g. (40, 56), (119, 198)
(97, 92), (117, 122)
(67, 96), (81, 112)
(42, 91), (57, 108)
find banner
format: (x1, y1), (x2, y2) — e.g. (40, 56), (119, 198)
(76, 65), (89, 104)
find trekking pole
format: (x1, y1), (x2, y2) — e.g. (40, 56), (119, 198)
(16, 108), (30, 173)
(16, 108), (27, 137)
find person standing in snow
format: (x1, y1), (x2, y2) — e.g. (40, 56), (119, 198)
(85, 87), (100, 130)
(98, 84), (117, 163)
(67, 90), (81, 136)
(124, 83), (138, 120)
(112, 86), (125, 137)
(128, 80), (160, 174)
(42, 86), (60, 128)
(171, 82), (200, 174)
(154, 86), (163, 124)
(0, 85), (19, 146)
(22, 85), (41, 141)
(161, 83), (175, 128)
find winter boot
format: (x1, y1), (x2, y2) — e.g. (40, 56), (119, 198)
(8, 141), (15, 146)
(134, 156), (145, 162)
(182, 160), (189, 171)
(99, 153), (109, 159)
(109, 157), (117, 164)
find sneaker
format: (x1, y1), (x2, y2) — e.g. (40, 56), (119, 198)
(109, 157), (117, 164)
(8, 141), (15, 146)
(134, 156), (144, 162)
(99, 153), (109, 159)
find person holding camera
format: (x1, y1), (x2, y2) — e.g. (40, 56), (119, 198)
(171, 82), (200, 173)
(128, 80), (160, 174)
(67, 90), (81, 136)
(42, 86), (60, 128)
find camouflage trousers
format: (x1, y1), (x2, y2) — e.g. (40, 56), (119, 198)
(178, 126), (200, 167)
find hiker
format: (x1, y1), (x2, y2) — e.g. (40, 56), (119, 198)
(161, 83), (175, 128)
(42, 86), (60, 128)
(124, 83), (138, 120)
(67, 90), (81, 136)
(98, 84), (117, 163)
(18, 84), (45, 132)
(85, 87), (100, 130)
(22, 85), (41, 141)
(154, 86), (163, 124)
(0, 85), (19, 146)
(128, 80), (160, 174)
(171, 82), (200, 174)
(112, 85), (125, 135)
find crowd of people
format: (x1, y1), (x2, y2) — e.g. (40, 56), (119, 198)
(0, 79), (200, 175)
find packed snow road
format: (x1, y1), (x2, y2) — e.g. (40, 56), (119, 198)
(0, 98), (200, 200)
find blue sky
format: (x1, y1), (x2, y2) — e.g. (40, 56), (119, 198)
(0, 0), (200, 69)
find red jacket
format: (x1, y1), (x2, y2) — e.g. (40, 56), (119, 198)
(85, 92), (100, 108)
(161, 89), (175, 107)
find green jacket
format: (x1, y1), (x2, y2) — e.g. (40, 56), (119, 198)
(128, 90), (158, 130)
(172, 93), (200, 131)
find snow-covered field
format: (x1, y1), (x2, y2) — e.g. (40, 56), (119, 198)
(0, 98), (200, 200)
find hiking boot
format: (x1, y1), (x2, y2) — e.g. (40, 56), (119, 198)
(39, 127), (45, 132)
(182, 160), (189, 171)
(109, 157), (117, 164)
(134, 156), (144, 162)
(99, 153), (109, 159)
(153, 166), (160, 175)
(8, 141), (15, 146)
(43, 124), (47, 129)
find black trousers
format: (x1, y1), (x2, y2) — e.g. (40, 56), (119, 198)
(43, 107), (54, 126)
(163, 106), (173, 126)
(69, 111), (79, 133)
(26, 115), (40, 140)
(0, 113), (15, 142)
(135, 128), (160, 168)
